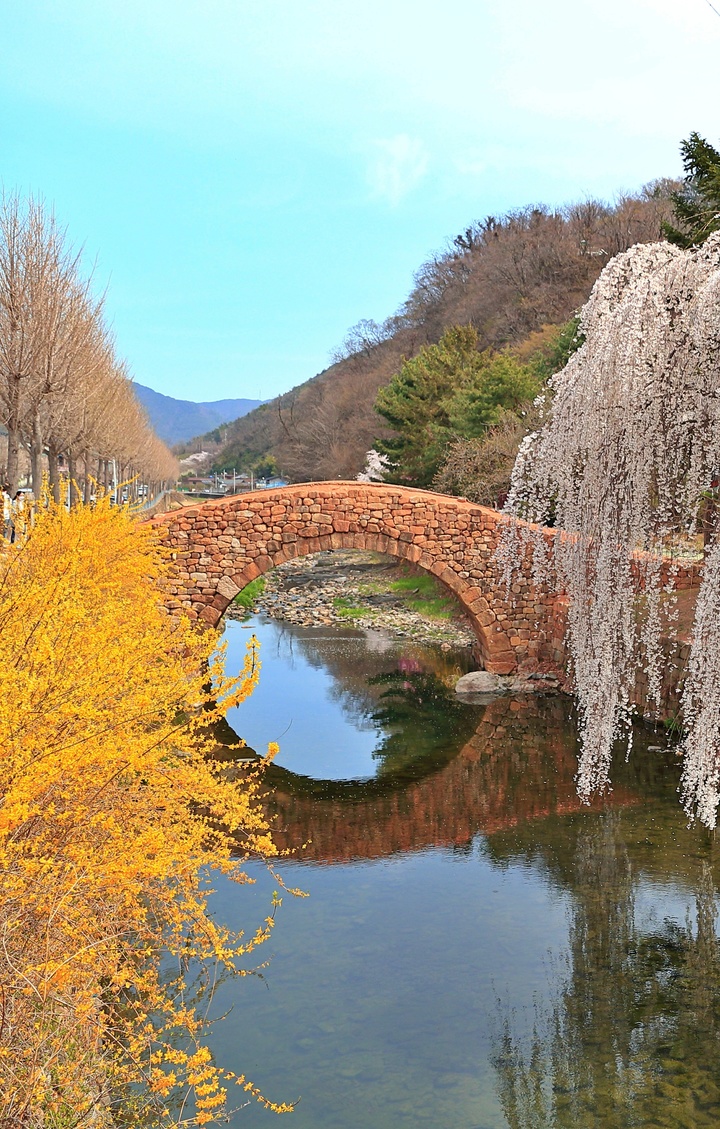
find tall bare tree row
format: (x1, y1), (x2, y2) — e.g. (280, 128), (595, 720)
(0, 193), (177, 498)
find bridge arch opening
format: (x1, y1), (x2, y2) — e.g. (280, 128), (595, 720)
(217, 534), (490, 663)
(217, 549), (486, 791)
(227, 546), (477, 650)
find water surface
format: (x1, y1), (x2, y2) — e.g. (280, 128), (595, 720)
(207, 614), (720, 1129)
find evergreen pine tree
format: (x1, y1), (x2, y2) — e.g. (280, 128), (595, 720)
(663, 132), (720, 248)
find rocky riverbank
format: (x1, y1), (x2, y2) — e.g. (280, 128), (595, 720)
(227, 550), (477, 649)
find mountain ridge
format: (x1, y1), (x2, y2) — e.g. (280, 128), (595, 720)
(133, 383), (264, 446)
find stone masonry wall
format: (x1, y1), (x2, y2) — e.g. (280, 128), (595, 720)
(151, 482), (568, 676)
(150, 481), (702, 694)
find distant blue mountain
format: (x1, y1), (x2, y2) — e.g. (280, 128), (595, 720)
(133, 383), (264, 446)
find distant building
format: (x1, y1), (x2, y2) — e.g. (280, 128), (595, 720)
(255, 476), (290, 490)
(179, 475), (213, 491)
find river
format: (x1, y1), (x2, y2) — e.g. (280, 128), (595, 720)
(204, 613), (720, 1129)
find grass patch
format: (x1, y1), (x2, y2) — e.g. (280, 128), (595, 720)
(355, 567), (458, 620)
(387, 572), (456, 619)
(404, 597), (454, 619)
(233, 576), (266, 610)
(387, 573), (440, 599)
(332, 596), (365, 619)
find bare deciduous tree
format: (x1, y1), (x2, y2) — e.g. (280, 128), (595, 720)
(0, 193), (178, 499)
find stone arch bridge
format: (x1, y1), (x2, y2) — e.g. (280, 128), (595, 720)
(152, 481), (566, 675)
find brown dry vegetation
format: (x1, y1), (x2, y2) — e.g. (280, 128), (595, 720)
(434, 405), (546, 507)
(200, 185), (676, 482)
(0, 194), (178, 497)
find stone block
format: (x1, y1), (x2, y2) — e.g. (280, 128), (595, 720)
(440, 568), (462, 592)
(485, 660), (516, 675)
(217, 576), (240, 600)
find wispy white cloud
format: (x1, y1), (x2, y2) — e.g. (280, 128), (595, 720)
(366, 135), (429, 206)
(453, 154), (487, 179)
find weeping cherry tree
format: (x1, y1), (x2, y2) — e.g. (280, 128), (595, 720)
(501, 232), (720, 827)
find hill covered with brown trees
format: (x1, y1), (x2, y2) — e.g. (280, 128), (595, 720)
(180, 182), (676, 483)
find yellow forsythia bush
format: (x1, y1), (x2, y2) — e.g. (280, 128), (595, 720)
(0, 496), (293, 1125)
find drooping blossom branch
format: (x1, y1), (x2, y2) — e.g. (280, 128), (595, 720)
(501, 233), (720, 825)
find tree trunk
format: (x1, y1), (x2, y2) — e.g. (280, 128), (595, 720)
(6, 424), (20, 494)
(6, 375), (22, 493)
(48, 446), (61, 503)
(67, 452), (77, 508)
(30, 411), (44, 496)
(84, 450), (92, 504)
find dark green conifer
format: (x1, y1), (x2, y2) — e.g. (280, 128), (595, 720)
(663, 132), (720, 248)
(374, 325), (539, 487)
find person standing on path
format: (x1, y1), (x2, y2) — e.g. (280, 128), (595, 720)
(11, 490), (27, 542)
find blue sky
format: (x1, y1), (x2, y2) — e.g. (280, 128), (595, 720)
(2, 0), (719, 402)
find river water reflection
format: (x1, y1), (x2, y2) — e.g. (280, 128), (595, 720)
(208, 614), (720, 1128)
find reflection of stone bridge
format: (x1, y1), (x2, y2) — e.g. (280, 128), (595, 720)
(152, 482), (566, 674)
(255, 698), (639, 864)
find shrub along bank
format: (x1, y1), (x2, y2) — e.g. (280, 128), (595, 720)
(0, 496), (292, 1126)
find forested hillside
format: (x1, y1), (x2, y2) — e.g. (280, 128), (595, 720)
(202, 183), (676, 483)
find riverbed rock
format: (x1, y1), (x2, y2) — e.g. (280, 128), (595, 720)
(455, 669), (560, 698)
(229, 550), (477, 648)
(455, 671), (503, 695)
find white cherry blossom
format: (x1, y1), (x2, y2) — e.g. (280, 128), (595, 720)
(502, 233), (720, 826)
